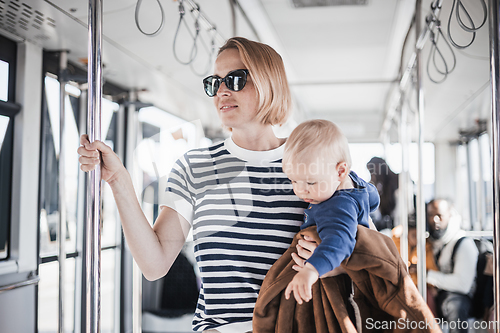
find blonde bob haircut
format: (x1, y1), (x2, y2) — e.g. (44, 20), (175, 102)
(218, 37), (291, 126)
(283, 119), (352, 171)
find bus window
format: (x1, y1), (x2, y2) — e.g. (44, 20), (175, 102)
(0, 115), (12, 260)
(479, 133), (493, 231)
(38, 76), (80, 332)
(456, 132), (494, 232)
(0, 60), (8, 102)
(38, 74), (122, 332)
(0, 35), (17, 262)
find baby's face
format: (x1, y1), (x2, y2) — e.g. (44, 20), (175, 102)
(284, 157), (341, 205)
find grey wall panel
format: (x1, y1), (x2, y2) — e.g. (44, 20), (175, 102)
(0, 285), (35, 333)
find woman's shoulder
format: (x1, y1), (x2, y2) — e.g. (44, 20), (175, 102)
(185, 140), (226, 156)
(175, 140), (248, 174)
(180, 140), (229, 162)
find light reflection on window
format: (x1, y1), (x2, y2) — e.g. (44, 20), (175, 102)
(41, 77), (80, 257)
(479, 134), (493, 230)
(37, 259), (76, 333)
(0, 115), (9, 155)
(350, 142), (435, 187)
(456, 144), (470, 229)
(0, 60), (8, 102)
(136, 107), (198, 225)
(0, 115), (10, 259)
(101, 249), (117, 333)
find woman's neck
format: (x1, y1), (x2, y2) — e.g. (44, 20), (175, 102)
(231, 125), (285, 151)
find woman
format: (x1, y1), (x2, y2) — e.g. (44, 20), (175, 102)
(78, 37), (312, 333)
(366, 156), (400, 230)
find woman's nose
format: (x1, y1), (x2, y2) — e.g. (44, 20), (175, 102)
(216, 81), (231, 96)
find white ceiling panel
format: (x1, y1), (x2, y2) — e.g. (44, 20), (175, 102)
(0, 0), (492, 143)
(262, 0), (406, 81)
(291, 82), (392, 113)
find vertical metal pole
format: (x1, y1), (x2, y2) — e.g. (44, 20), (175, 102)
(476, 136), (487, 231)
(415, 0), (427, 301)
(58, 50), (68, 333)
(466, 143), (478, 230)
(75, 89), (88, 333)
(127, 92), (142, 333)
(488, 0), (500, 327)
(86, 0), (103, 332)
(114, 104), (126, 333)
(399, 100), (409, 269)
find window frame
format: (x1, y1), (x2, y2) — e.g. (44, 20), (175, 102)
(38, 50), (129, 333)
(0, 35), (18, 262)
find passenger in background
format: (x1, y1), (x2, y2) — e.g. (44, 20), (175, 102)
(392, 212), (438, 315)
(366, 157), (399, 232)
(426, 199), (478, 333)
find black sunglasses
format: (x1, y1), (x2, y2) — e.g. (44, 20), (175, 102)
(203, 69), (249, 97)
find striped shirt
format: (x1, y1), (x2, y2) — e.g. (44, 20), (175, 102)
(161, 137), (307, 332)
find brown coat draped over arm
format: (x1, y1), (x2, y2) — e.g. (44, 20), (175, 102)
(253, 226), (441, 333)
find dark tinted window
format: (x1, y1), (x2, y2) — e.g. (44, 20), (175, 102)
(0, 35), (17, 260)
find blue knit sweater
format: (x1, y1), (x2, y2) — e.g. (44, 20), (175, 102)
(302, 171), (380, 276)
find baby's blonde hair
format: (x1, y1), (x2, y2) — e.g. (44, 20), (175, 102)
(283, 119), (352, 172)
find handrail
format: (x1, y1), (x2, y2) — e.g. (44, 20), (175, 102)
(488, 0), (500, 326)
(58, 49), (68, 333)
(415, 0), (427, 301)
(379, 0), (444, 141)
(86, 0), (103, 332)
(398, 95), (409, 270)
(183, 0), (226, 45)
(0, 100), (22, 117)
(464, 231), (495, 238)
(0, 276), (40, 294)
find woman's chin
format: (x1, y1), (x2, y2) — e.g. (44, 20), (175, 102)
(221, 119), (243, 130)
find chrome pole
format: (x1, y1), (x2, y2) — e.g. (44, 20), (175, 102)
(465, 144), (478, 230)
(488, 0), (500, 327)
(127, 91), (142, 333)
(477, 137), (486, 231)
(415, 0), (427, 301)
(86, 0), (103, 332)
(58, 50), (68, 333)
(399, 97), (409, 270)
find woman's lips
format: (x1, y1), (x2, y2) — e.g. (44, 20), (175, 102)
(220, 105), (237, 112)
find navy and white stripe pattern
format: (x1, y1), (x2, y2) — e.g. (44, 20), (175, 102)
(162, 138), (307, 331)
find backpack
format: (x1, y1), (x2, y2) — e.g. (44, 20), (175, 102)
(451, 237), (494, 320)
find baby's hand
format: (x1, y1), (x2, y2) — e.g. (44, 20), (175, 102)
(284, 263), (319, 304)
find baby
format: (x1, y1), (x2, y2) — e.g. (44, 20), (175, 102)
(282, 119), (380, 304)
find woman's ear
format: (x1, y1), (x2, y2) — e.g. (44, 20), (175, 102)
(336, 162), (349, 179)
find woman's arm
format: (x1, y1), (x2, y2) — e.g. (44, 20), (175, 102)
(78, 135), (191, 280)
(108, 171), (191, 280)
